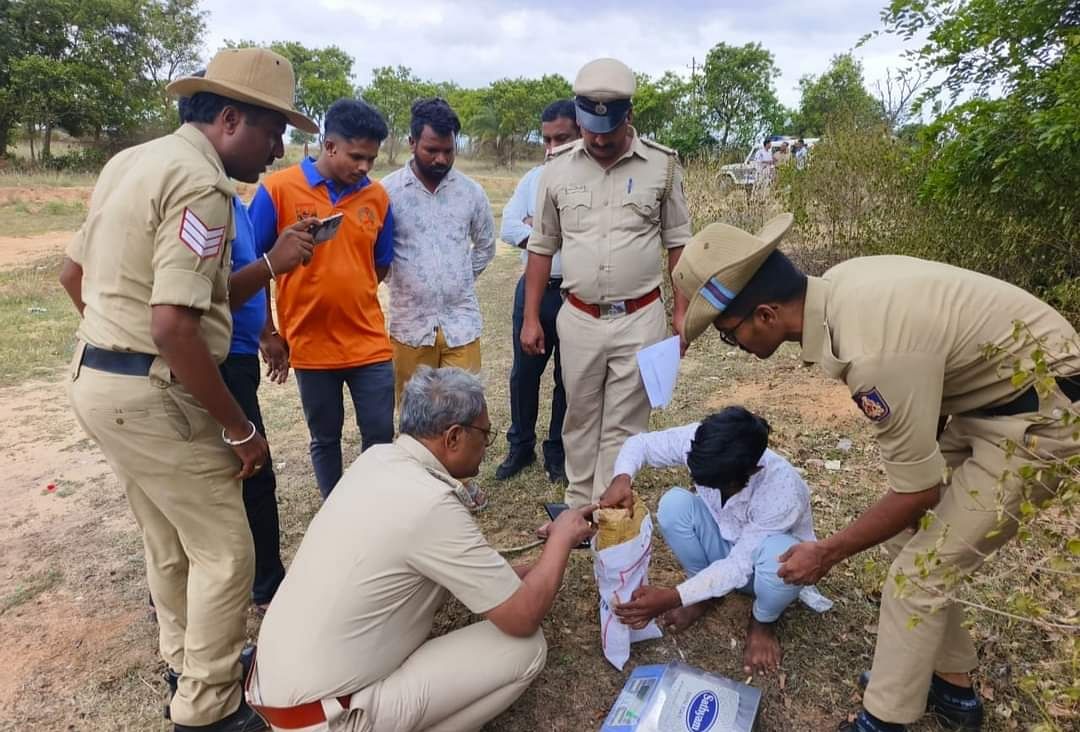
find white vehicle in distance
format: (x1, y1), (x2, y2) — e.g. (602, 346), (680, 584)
(718, 137), (819, 190)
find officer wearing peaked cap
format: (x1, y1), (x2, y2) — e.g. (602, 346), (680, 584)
(522, 57), (692, 509)
(673, 216), (1080, 732)
(59, 47), (316, 732)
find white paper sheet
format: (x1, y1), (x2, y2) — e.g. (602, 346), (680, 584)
(636, 336), (681, 409)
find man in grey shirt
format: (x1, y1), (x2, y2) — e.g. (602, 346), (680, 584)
(382, 98), (495, 402)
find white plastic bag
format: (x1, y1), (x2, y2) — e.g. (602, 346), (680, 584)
(593, 512), (663, 670)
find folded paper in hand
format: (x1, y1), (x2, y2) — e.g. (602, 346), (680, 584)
(636, 336), (681, 408)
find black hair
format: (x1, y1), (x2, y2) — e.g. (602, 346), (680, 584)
(176, 69), (206, 124)
(179, 91), (268, 125)
(763, 137), (772, 146)
(725, 250), (808, 319)
(324, 98), (389, 142)
(686, 406), (771, 490)
(409, 97), (460, 140)
(541, 99), (577, 125)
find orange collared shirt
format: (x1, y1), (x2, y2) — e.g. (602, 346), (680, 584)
(249, 159), (394, 369)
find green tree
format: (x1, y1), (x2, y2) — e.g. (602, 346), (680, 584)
(794, 53), (883, 136)
(1, 0), (209, 159)
(142, 0), (206, 87)
(633, 71), (713, 157)
(467, 75), (572, 166)
(883, 0), (1079, 316)
(360, 65), (436, 163)
(267, 42), (354, 136)
(700, 42), (782, 151)
(6, 0), (152, 159)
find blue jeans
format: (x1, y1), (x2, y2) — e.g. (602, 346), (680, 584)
(295, 360), (394, 498)
(507, 275), (566, 467)
(657, 487), (801, 623)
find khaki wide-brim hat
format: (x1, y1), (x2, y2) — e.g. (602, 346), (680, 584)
(674, 213), (795, 344)
(167, 48), (318, 134)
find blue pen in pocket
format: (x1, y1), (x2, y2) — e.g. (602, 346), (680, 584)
(627, 178), (633, 194)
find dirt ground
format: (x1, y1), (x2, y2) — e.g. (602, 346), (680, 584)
(0, 175), (1052, 731)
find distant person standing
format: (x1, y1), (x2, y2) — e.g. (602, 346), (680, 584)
(794, 138), (809, 170)
(494, 99), (580, 484)
(382, 98), (496, 402)
(522, 58), (692, 508)
(753, 137), (775, 186)
(773, 141), (791, 167)
(249, 99), (396, 498)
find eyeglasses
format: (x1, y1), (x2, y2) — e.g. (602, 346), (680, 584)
(459, 423), (498, 447)
(718, 310), (754, 347)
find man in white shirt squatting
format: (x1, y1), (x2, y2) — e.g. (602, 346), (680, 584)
(603, 406), (831, 675)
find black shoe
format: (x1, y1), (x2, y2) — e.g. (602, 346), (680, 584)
(173, 698), (267, 731)
(163, 669), (180, 720)
(927, 675), (984, 731)
(544, 461), (567, 484)
(856, 672), (983, 731)
(495, 450), (535, 480)
(164, 646), (257, 722)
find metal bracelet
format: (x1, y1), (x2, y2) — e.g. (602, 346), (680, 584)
(222, 420), (257, 446)
(262, 252), (276, 279)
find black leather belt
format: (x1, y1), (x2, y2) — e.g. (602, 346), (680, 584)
(81, 345), (156, 376)
(547, 277), (563, 289)
(978, 375), (1080, 417)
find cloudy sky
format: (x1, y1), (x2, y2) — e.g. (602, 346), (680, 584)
(199, 0), (915, 107)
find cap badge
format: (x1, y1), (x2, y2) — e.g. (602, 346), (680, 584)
(595, 102), (607, 115)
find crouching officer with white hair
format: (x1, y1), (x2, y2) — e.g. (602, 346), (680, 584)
(247, 366), (597, 731)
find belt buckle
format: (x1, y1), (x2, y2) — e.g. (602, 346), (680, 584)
(599, 301), (627, 320)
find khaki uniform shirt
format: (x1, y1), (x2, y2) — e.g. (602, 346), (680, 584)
(527, 131), (691, 303)
(67, 124), (236, 362)
(801, 255), (1080, 493)
(254, 435), (522, 705)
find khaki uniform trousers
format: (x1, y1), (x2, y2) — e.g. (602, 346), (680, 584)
(391, 329), (482, 404)
(864, 394), (1079, 723)
(252, 622), (546, 732)
(557, 298), (668, 508)
(67, 345), (254, 726)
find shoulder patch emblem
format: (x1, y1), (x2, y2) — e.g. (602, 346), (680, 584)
(853, 388), (891, 422)
(178, 208), (225, 258)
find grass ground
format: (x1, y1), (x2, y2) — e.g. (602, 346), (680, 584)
(0, 161), (1071, 731)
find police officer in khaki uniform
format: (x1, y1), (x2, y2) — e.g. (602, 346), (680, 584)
(673, 215), (1080, 732)
(247, 367), (596, 732)
(522, 57), (692, 509)
(58, 48), (318, 732)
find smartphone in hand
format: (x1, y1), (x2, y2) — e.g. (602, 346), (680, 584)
(309, 213), (345, 244)
(543, 502), (592, 549)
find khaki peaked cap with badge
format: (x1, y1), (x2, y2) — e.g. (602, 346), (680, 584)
(673, 213), (795, 343)
(168, 47), (318, 134)
(573, 57), (636, 133)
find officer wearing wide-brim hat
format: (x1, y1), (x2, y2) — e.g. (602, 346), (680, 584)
(674, 216), (1080, 732)
(59, 47), (315, 732)
(523, 57), (692, 509)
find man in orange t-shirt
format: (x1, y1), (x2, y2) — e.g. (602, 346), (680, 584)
(250, 99), (395, 498)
